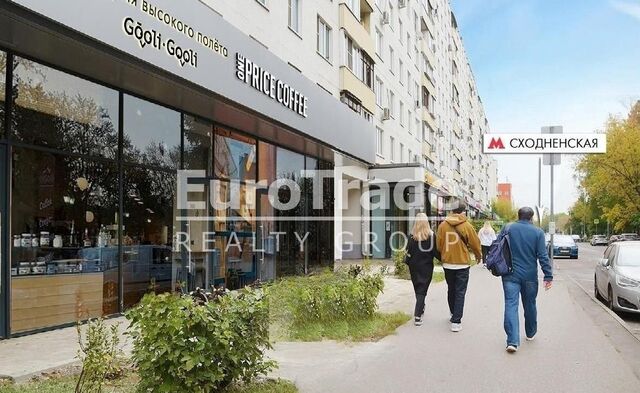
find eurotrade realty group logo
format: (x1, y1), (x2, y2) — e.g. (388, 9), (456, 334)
(483, 134), (607, 154)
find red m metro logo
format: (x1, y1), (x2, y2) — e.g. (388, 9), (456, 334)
(488, 137), (505, 149)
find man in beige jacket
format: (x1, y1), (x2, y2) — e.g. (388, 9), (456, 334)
(436, 202), (482, 332)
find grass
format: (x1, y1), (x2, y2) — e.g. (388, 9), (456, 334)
(0, 374), (297, 393)
(289, 312), (411, 342)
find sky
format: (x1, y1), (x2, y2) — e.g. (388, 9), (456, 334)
(450, 0), (640, 213)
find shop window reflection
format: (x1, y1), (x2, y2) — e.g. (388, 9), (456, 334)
(183, 115), (213, 174)
(11, 148), (119, 333)
(1, 50), (6, 137)
(212, 181), (256, 290)
(11, 57), (119, 158)
(214, 127), (256, 181)
(122, 166), (176, 308)
(123, 94), (180, 169)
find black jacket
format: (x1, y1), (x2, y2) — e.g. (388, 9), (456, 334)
(406, 234), (440, 295)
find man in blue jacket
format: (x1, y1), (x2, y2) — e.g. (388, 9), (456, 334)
(502, 207), (553, 353)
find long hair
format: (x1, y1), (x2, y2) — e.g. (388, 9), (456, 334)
(480, 221), (495, 235)
(411, 213), (433, 241)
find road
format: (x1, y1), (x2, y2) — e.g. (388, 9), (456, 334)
(555, 243), (640, 338)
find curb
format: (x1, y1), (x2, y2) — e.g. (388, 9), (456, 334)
(568, 275), (640, 343)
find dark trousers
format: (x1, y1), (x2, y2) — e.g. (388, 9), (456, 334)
(481, 245), (490, 264)
(409, 263), (434, 317)
(444, 267), (470, 324)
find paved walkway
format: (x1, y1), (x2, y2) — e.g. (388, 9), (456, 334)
(2, 266), (640, 392)
(269, 267), (640, 393)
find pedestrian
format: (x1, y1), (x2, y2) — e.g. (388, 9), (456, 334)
(478, 221), (497, 266)
(436, 202), (482, 332)
(406, 213), (440, 326)
(501, 207), (553, 353)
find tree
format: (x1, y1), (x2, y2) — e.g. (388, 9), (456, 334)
(491, 198), (517, 222)
(576, 101), (640, 233)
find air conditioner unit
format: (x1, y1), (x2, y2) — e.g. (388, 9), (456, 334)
(398, 0), (407, 9)
(415, 100), (421, 109)
(382, 107), (391, 120)
(382, 11), (390, 25)
(430, 147), (436, 154)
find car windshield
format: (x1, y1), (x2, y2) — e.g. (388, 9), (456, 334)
(617, 246), (640, 266)
(555, 236), (575, 246)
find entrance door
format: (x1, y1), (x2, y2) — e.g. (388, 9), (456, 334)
(0, 145), (7, 337)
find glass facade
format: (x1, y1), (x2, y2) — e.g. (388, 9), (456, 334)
(0, 53), (336, 335)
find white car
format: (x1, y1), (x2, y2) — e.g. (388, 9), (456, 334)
(594, 241), (640, 313)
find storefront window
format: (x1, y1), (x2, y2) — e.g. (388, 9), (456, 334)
(123, 94), (180, 169)
(12, 57), (119, 158)
(214, 127), (256, 181)
(183, 115), (213, 174)
(122, 165), (176, 308)
(1, 50), (6, 137)
(10, 148), (120, 333)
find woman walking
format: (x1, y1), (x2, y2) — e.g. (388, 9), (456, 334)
(406, 213), (440, 326)
(478, 221), (497, 266)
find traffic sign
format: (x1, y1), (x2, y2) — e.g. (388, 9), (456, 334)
(594, 219), (600, 225)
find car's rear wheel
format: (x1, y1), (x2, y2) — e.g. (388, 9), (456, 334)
(607, 286), (615, 311)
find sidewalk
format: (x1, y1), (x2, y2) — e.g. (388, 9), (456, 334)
(0, 317), (130, 382)
(269, 267), (640, 393)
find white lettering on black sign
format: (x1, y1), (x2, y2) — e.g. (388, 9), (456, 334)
(236, 53), (308, 118)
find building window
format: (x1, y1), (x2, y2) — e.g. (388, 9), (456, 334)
(399, 59), (404, 84)
(407, 33), (411, 56)
(375, 28), (384, 58)
(288, 0), (300, 33)
(375, 77), (384, 107)
(400, 143), (405, 162)
(340, 91), (362, 115)
(399, 101), (405, 126)
(390, 136), (396, 161)
(407, 71), (411, 93)
(408, 109), (412, 133)
(256, 0), (267, 5)
(388, 2), (395, 29)
(408, 149), (413, 162)
(399, 20), (404, 45)
(344, 34), (374, 89)
(389, 46), (395, 74)
(452, 83), (460, 105)
(317, 17), (331, 60)
(347, 0), (361, 20)
(388, 90), (395, 116)
(376, 127), (384, 156)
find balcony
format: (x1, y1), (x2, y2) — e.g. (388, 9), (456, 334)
(421, 72), (436, 95)
(421, 109), (437, 130)
(340, 66), (376, 113)
(422, 141), (436, 161)
(339, 3), (375, 60)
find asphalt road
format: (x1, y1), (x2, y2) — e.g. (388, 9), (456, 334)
(555, 243), (640, 337)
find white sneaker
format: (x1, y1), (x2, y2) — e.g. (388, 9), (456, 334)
(526, 335), (535, 341)
(450, 323), (462, 332)
(506, 345), (518, 353)
(414, 317), (423, 326)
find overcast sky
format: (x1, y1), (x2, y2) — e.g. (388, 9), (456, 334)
(451, 0), (640, 213)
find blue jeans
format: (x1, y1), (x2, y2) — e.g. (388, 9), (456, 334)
(502, 277), (539, 347)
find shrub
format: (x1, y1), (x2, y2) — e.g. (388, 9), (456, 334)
(393, 249), (409, 280)
(75, 318), (125, 393)
(126, 288), (275, 393)
(267, 271), (384, 327)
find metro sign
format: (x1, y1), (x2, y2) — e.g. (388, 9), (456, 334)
(482, 134), (606, 154)
(487, 137), (505, 150)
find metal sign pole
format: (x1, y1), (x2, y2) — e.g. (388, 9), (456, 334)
(542, 126), (563, 268)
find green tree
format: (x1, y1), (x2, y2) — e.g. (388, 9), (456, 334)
(576, 101), (640, 233)
(491, 198), (517, 222)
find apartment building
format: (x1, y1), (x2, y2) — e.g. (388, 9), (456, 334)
(0, 0), (497, 336)
(204, 0), (498, 255)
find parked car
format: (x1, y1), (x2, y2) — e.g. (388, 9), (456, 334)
(591, 235), (608, 246)
(619, 233), (640, 242)
(571, 234), (582, 242)
(594, 241), (640, 313)
(553, 235), (579, 259)
(608, 235), (620, 245)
